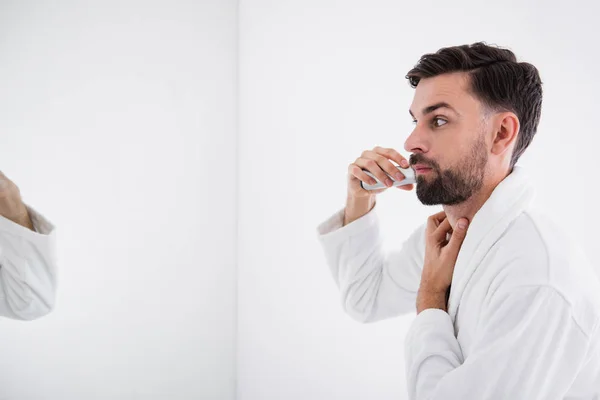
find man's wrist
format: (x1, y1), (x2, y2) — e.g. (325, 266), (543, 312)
(343, 195), (375, 226)
(6, 203), (34, 231)
(416, 287), (449, 314)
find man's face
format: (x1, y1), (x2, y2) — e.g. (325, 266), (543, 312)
(404, 72), (490, 206)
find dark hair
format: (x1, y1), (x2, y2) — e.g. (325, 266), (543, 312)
(406, 42), (543, 169)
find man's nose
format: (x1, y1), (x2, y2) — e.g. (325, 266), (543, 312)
(404, 127), (428, 154)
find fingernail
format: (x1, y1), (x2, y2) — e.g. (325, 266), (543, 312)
(385, 178), (393, 187)
(395, 173), (403, 181)
(458, 219), (468, 229)
(401, 160), (409, 167)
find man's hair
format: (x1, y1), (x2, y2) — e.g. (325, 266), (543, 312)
(406, 42), (543, 169)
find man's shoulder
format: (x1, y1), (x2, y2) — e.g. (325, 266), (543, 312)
(491, 211), (549, 268)
(497, 209), (580, 265)
(491, 211), (600, 334)
(485, 211), (586, 295)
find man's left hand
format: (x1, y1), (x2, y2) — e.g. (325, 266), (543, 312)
(417, 210), (469, 314)
(0, 171), (34, 230)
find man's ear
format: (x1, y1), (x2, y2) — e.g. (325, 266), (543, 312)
(491, 112), (520, 156)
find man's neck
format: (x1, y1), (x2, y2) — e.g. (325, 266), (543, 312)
(442, 168), (511, 230)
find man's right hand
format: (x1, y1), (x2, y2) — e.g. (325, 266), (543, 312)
(343, 146), (414, 226)
(347, 146), (414, 198)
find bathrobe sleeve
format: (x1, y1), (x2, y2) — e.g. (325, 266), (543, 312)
(0, 202), (58, 320)
(404, 285), (591, 400)
(316, 201), (425, 323)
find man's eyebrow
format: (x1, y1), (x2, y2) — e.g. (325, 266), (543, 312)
(409, 102), (457, 119)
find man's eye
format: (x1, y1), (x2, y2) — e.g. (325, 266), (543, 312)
(433, 118), (447, 127)
(412, 120), (418, 125)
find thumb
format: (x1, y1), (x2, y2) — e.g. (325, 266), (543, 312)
(448, 218), (469, 252)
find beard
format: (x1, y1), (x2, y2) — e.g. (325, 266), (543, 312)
(410, 134), (488, 206)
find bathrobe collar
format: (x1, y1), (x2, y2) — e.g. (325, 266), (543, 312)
(447, 165), (536, 322)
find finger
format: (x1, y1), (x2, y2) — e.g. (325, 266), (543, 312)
(430, 210), (447, 225)
(395, 183), (414, 191)
(447, 218), (470, 255)
(355, 156), (394, 187)
(432, 217), (452, 242)
(0, 175), (10, 191)
(363, 149), (408, 183)
(348, 163), (378, 186)
(374, 153), (409, 182)
(426, 211), (445, 234)
(372, 146), (410, 168)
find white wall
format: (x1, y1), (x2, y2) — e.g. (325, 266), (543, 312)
(238, 1), (600, 399)
(0, 1), (237, 399)
(1, 1), (598, 399)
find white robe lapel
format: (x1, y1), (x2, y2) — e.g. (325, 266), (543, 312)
(447, 166), (537, 322)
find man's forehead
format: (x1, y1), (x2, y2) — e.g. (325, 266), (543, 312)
(409, 73), (475, 116)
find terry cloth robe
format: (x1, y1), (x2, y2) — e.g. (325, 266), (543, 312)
(316, 166), (600, 399)
(0, 202), (57, 320)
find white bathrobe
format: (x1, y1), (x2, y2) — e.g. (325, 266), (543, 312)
(317, 166), (600, 399)
(0, 203), (57, 320)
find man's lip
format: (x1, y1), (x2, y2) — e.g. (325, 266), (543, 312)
(412, 164), (432, 171)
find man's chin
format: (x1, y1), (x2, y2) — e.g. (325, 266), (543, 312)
(415, 186), (441, 205)
(416, 196), (443, 206)
(416, 189), (472, 206)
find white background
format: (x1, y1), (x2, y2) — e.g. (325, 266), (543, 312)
(0, 1), (237, 399)
(1, 0), (599, 399)
(238, 1), (600, 399)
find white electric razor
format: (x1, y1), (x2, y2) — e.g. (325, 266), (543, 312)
(360, 165), (416, 190)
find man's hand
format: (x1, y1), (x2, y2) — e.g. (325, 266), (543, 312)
(0, 171), (34, 231)
(416, 210), (469, 314)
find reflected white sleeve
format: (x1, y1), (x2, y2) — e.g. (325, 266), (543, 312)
(0, 202), (57, 320)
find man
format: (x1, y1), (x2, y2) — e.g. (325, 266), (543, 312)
(316, 42), (600, 399)
(0, 171), (57, 320)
